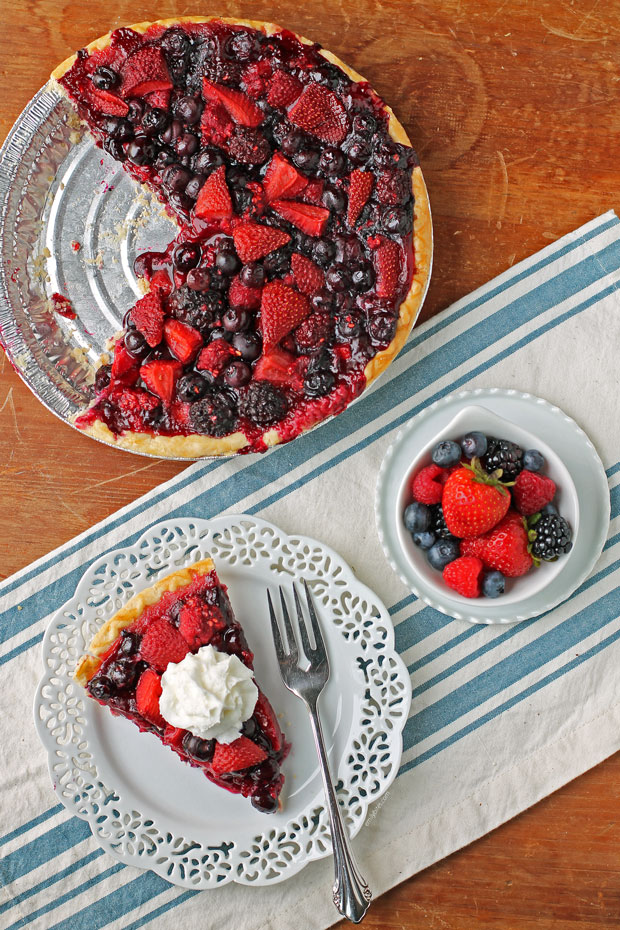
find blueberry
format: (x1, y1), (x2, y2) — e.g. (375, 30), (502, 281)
(482, 571), (505, 598)
(427, 538), (461, 571)
(523, 449), (545, 472)
(119, 631), (141, 655)
(124, 330), (148, 356)
(223, 307), (251, 333)
(174, 132), (199, 157)
(460, 431), (488, 458)
(322, 187), (346, 212)
(215, 250), (241, 276)
(141, 107), (169, 136)
(240, 262), (265, 287)
(185, 173), (205, 200)
(432, 440), (462, 468)
(223, 359), (252, 388)
(541, 502), (558, 516)
(174, 95), (202, 125)
(177, 373), (210, 402)
(182, 733), (215, 761)
(403, 502), (431, 534)
(186, 267), (211, 291)
(94, 364), (112, 392)
(413, 531), (435, 550)
(88, 675), (113, 700)
(292, 150), (319, 172)
(232, 331), (262, 362)
(174, 243), (200, 271)
(91, 66), (119, 90)
(251, 791), (278, 813)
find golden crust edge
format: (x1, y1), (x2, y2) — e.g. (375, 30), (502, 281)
(53, 16), (431, 456)
(74, 557), (216, 686)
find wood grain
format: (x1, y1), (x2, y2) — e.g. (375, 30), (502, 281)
(2, 1), (620, 926)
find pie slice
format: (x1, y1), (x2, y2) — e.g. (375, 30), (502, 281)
(75, 558), (289, 812)
(49, 17), (432, 457)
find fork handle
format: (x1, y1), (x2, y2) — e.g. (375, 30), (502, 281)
(308, 704), (372, 924)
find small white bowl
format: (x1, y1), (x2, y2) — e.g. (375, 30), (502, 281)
(376, 389), (610, 625)
(394, 405), (579, 608)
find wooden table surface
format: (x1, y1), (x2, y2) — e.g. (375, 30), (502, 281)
(2, 1), (620, 926)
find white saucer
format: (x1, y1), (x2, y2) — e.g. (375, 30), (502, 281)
(375, 389), (610, 624)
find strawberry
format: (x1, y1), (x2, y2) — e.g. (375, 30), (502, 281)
(512, 470), (556, 516)
(260, 281), (311, 352)
(163, 319), (203, 363)
(271, 200), (329, 237)
(194, 165), (232, 221)
(232, 223), (291, 262)
(210, 735), (267, 774)
(411, 464), (449, 505)
(253, 347), (304, 391)
(442, 462), (511, 538)
(135, 668), (166, 728)
(300, 178), (324, 205)
(130, 290), (164, 347)
(86, 87), (129, 117)
(347, 170), (373, 226)
(120, 47), (172, 98)
(140, 360), (183, 405)
(202, 79), (264, 127)
(228, 274), (262, 309)
(263, 153), (308, 202)
(462, 510), (533, 577)
(111, 342), (139, 380)
(443, 557), (484, 598)
(196, 339), (237, 377)
(290, 253), (324, 296)
(163, 725), (185, 747)
(267, 70), (303, 107)
(149, 269), (172, 296)
(253, 692), (283, 752)
(288, 83), (348, 143)
(373, 238), (402, 300)
(140, 617), (189, 672)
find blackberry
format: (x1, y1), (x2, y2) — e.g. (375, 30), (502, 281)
(228, 128), (271, 165)
(482, 437), (524, 481)
(190, 390), (238, 437)
(169, 288), (223, 334)
(429, 504), (453, 539)
(239, 382), (288, 426)
(530, 514), (573, 561)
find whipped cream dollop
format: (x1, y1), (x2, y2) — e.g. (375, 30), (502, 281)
(159, 644), (258, 744)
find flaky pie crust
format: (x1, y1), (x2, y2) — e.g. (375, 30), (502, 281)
(53, 17), (432, 459)
(74, 556), (215, 686)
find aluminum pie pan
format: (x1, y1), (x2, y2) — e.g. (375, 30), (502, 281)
(0, 83), (433, 461)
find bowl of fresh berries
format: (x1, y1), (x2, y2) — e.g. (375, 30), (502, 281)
(395, 404), (578, 609)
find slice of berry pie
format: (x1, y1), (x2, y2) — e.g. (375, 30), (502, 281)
(52, 17), (432, 456)
(75, 557), (289, 812)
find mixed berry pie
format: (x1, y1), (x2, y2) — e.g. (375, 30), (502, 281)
(75, 557), (289, 812)
(52, 17), (432, 456)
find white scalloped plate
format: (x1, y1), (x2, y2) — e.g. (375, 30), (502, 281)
(375, 389), (610, 624)
(33, 515), (411, 888)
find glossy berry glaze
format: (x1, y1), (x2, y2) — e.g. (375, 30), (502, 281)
(85, 569), (289, 813)
(59, 20), (417, 452)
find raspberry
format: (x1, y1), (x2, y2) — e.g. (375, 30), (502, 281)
(411, 464), (448, 505)
(294, 311), (332, 354)
(443, 556), (484, 598)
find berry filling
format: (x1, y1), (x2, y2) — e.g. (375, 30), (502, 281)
(58, 20), (417, 452)
(85, 568), (289, 812)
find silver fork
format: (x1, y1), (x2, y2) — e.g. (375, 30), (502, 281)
(268, 581), (372, 924)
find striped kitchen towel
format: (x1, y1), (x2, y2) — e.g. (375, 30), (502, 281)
(1, 210), (620, 930)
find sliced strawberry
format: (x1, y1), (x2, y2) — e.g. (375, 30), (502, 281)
(140, 616), (189, 672)
(260, 281), (311, 352)
(149, 269), (172, 296)
(140, 360), (183, 405)
(373, 238), (402, 299)
(164, 725), (185, 747)
(267, 70), (303, 108)
(300, 178), (324, 205)
(288, 83), (348, 143)
(271, 200), (329, 237)
(253, 347), (304, 391)
(196, 339), (237, 377)
(111, 342), (139, 380)
(202, 79), (264, 127)
(120, 47), (172, 98)
(163, 319), (203, 364)
(228, 275), (262, 310)
(210, 735), (267, 774)
(130, 290), (165, 347)
(135, 668), (166, 728)
(194, 165), (233, 221)
(290, 253), (324, 296)
(86, 87), (129, 117)
(253, 691), (283, 752)
(263, 153), (308, 202)
(347, 170), (373, 226)
(232, 223), (291, 262)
